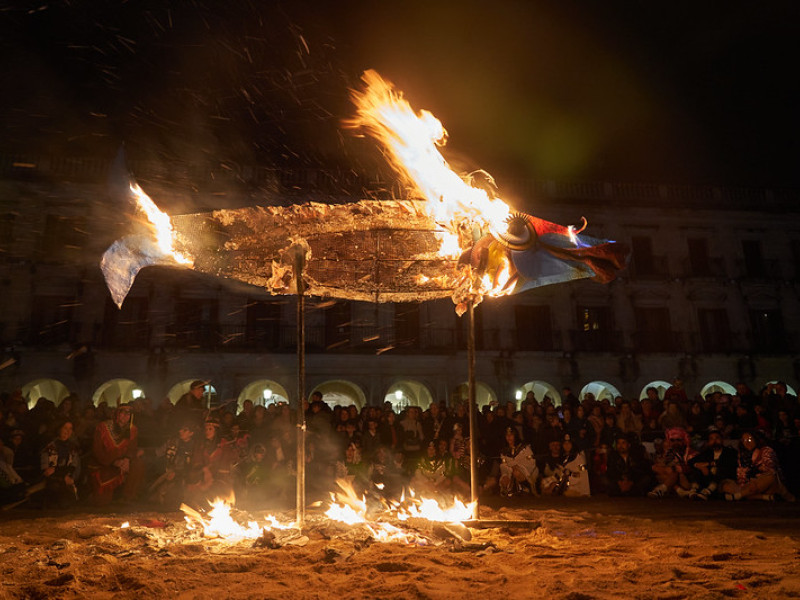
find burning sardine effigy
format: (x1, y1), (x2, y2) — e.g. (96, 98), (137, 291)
(101, 70), (628, 311)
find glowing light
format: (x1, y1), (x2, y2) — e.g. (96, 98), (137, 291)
(263, 388), (273, 401)
(131, 388), (143, 399)
(515, 390), (523, 401)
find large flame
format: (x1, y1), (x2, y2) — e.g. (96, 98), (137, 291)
(349, 70), (514, 297)
(130, 182), (193, 266)
(181, 498), (292, 541)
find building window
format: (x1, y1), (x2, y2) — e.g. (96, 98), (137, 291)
(324, 301), (351, 350)
(742, 240), (764, 277)
(246, 300), (282, 349)
(697, 308), (731, 353)
(575, 306), (614, 351)
(634, 307), (674, 352)
(687, 238), (712, 276)
(102, 296), (150, 348)
(39, 215), (87, 263)
(749, 309), (786, 353)
(515, 305), (552, 351)
(29, 295), (76, 346)
(169, 299), (219, 348)
(394, 303), (420, 349)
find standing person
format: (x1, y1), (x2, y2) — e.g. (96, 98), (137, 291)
(87, 404), (144, 505)
(687, 427), (738, 500)
(151, 422), (202, 508)
(40, 421), (81, 508)
(399, 407), (424, 461)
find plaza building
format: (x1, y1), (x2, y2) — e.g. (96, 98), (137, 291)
(1, 155), (798, 410)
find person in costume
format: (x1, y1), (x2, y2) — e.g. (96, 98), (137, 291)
(87, 404), (144, 505)
(560, 434), (591, 497)
(723, 431), (795, 501)
(495, 426), (538, 496)
(647, 427), (696, 498)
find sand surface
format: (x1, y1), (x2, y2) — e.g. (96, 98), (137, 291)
(1, 498), (799, 600)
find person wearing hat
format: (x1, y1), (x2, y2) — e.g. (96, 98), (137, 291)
(684, 426), (738, 500)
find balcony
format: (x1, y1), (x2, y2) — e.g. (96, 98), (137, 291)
(628, 255), (670, 280)
(678, 257), (727, 279)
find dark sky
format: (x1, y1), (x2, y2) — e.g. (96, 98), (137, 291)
(1, 0), (798, 187)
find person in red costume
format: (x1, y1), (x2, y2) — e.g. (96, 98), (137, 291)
(87, 404), (144, 505)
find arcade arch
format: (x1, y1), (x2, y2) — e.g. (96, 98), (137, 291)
(452, 381), (497, 409)
(638, 380), (672, 401)
(311, 380), (366, 409)
(383, 380), (433, 410)
(238, 379), (290, 410)
(579, 381), (622, 404)
(92, 379), (145, 407)
(166, 379), (218, 407)
(516, 380), (562, 407)
(699, 381), (736, 397)
(21, 378), (69, 409)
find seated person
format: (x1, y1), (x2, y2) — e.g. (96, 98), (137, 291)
(723, 431), (795, 501)
(561, 434), (590, 497)
(687, 426), (738, 500)
(607, 432), (651, 497)
(647, 427), (696, 498)
(40, 421), (81, 508)
(87, 405), (144, 505)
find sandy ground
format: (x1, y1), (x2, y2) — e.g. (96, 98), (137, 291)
(1, 497), (799, 600)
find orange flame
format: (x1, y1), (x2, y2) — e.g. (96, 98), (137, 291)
(350, 71), (517, 298)
(130, 182), (193, 266)
(181, 498), (293, 541)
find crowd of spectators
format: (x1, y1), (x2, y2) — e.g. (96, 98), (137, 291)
(1, 378), (798, 512)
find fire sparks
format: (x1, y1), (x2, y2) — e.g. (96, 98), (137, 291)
(130, 182), (193, 266)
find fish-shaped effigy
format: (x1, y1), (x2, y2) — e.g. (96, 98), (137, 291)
(101, 70), (628, 311)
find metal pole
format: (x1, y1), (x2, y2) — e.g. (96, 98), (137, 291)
(294, 250), (306, 528)
(467, 300), (479, 520)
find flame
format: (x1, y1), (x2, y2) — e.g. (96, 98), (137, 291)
(350, 70), (517, 298)
(181, 498), (292, 542)
(130, 182), (193, 265)
(324, 479), (474, 544)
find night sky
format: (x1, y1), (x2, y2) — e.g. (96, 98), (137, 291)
(1, 0), (798, 188)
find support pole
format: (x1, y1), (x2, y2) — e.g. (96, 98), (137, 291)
(467, 300), (480, 520)
(293, 249), (306, 528)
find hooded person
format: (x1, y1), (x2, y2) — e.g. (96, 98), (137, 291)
(647, 426), (697, 498)
(687, 426), (738, 500)
(561, 434), (591, 497)
(87, 404), (144, 505)
(497, 426), (538, 496)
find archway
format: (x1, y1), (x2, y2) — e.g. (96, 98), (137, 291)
(762, 380), (798, 397)
(580, 381), (622, 404)
(700, 381), (736, 398)
(383, 380), (434, 410)
(311, 380), (366, 409)
(166, 379), (218, 407)
(453, 381), (497, 409)
(638, 380), (672, 401)
(21, 379), (70, 409)
(92, 379), (146, 407)
(517, 380), (562, 408)
(238, 379), (290, 410)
